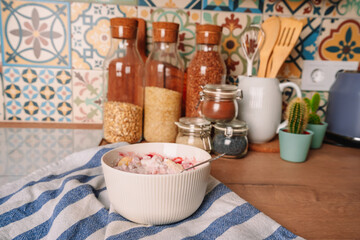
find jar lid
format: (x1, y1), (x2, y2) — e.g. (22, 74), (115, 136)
(175, 117), (211, 131)
(153, 22), (179, 43)
(202, 84), (242, 99)
(214, 119), (248, 133)
(196, 24), (223, 45)
(110, 18), (138, 39)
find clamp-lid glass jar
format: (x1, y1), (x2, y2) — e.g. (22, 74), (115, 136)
(175, 117), (212, 152)
(213, 120), (248, 158)
(143, 22), (184, 143)
(200, 84), (242, 123)
(186, 24), (226, 118)
(103, 18), (144, 144)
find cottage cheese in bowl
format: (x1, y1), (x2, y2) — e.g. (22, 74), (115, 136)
(101, 143), (211, 225)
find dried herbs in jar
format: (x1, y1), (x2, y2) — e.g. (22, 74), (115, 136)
(185, 24), (226, 118)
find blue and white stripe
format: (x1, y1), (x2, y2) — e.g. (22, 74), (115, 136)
(0, 143), (304, 240)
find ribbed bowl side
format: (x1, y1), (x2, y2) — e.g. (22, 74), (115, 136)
(104, 163), (210, 225)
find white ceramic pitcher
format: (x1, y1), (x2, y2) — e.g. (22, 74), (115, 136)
(237, 76), (302, 143)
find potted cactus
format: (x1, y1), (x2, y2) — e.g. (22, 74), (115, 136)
(304, 93), (328, 149)
(279, 97), (314, 163)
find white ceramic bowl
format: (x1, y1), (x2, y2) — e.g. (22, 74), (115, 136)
(101, 143), (211, 225)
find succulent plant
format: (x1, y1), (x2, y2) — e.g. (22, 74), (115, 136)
(304, 93), (321, 124)
(286, 97), (309, 134)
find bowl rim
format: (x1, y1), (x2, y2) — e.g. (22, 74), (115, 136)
(101, 142), (212, 177)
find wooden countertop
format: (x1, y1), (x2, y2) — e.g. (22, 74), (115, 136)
(210, 144), (360, 239)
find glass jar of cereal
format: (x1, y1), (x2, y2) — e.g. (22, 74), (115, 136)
(143, 22), (184, 142)
(103, 18), (144, 144)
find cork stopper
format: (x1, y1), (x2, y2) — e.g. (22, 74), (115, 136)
(196, 24), (223, 45)
(152, 22), (179, 43)
(110, 18), (138, 39)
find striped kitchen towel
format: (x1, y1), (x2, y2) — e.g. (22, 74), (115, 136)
(0, 142), (304, 240)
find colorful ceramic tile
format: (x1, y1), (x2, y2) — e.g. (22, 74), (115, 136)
(1, 0), (71, 68)
(139, 0), (202, 9)
(202, 11), (262, 81)
(0, 72), (4, 120)
(138, 7), (201, 68)
(71, 2), (137, 70)
(73, 0), (137, 5)
(263, 0), (322, 16)
(2, 66), (73, 122)
(276, 17), (322, 79)
(203, 0), (261, 13)
(316, 18), (360, 62)
(73, 129), (103, 152)
(72, 70), (103, 123)
(323, 0), (360, 18)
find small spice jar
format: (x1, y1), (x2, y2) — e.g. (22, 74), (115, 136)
(186, 24), (226, 118)
(175, 117), (212, 152)
(143, 22), (184, 143)
(199, 84), (242, 123)
(212, 120), (248, 158)
(103, 18), (144, 144)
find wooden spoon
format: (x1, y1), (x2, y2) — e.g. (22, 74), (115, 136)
(257, 16), (280, 78)
(267, 18), (303, 78)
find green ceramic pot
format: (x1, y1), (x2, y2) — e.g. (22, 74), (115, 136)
(306, 122), (328, 149)
(279, 129), (314, 163)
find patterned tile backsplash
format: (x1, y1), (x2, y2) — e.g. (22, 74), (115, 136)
(1, 0), (359, 124)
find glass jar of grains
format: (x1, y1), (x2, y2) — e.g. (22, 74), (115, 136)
(199, 84), (242, 123)
(186, 24), (226, 118)
(175, 117), (212, 152)
(103, 18), (144, 144)
(212, 120), (248, 158)
(143, 22), (184, 143)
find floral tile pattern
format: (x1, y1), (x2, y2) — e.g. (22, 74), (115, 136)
(73, 129), (103, 152)
(71, 2), (137, 70)
(1, 0), (71, 68)
(316, 18), (360, 62)
(263, 0), (322, 16)
(203, 0), (261, 13)
(72, 70), (103, 123)
(139, 0), (202, 9)
(138, 7), (201, 68)
(276, 17), (322, 79)
(202, 11), (262, 83)
(0, 73), (4, 120)
(323, 0), (360, 18)
(2, 67), (73, 122)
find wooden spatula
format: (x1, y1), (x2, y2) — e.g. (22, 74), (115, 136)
(267, 18), (303, 78)
(257, 16), (280, 78)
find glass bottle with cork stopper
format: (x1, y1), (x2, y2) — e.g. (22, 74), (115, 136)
(143, 22), (184, 143)
(186, 24), (226, 118)
(103, 17), (144, 144)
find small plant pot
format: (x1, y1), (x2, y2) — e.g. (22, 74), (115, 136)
(306, 122), (328, 149)
(279, 129), (314, 163)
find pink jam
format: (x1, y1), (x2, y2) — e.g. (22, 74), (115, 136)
(113, 152), (196, 174)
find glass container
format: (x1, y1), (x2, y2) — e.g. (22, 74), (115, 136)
(175, 117), (212, 152)
(186, 24), (226, 117)
(212, 120), (248, 158)
(199, 84), (242, 123)
(103, 18), (144, 144)
(143, 22), (184, 142)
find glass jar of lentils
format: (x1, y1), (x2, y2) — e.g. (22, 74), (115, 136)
(175, 117), (212, 152)
(212, 120), (248, 158)
(103, 18), (144, 144)
(185, 24), (226, 118)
